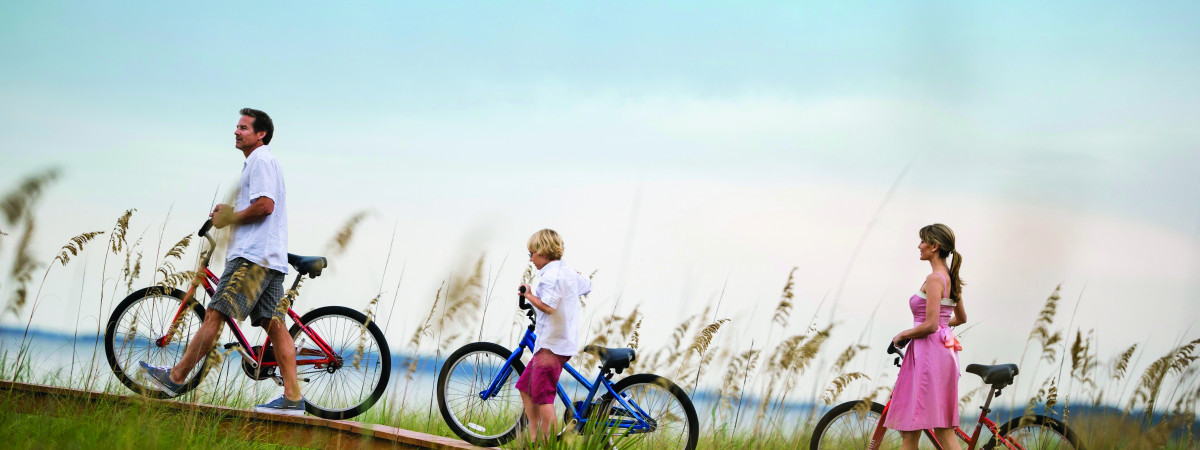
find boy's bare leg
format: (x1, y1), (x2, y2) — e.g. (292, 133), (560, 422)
(520, 390), (539, 440)
(169, 308), (226, 384)
(534, 404), (556, 440)
(265, 318), (302, 401)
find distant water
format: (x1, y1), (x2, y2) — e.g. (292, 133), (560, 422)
(7, 326), (1192, 437)
(1, 326), (825, 432)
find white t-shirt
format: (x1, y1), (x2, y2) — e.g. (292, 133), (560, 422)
(226, 146), (289, 274)
(533, 260), (591, 357)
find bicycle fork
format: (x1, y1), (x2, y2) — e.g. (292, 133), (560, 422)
(480, 332), (536, 400)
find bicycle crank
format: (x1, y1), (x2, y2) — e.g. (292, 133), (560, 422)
(269, 375), (311, 387)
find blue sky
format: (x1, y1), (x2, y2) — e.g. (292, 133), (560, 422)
(4, 1), (1198, 222)
(2, 1), (1199, 400)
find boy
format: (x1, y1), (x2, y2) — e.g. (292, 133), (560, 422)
(516, 229), (591, 443)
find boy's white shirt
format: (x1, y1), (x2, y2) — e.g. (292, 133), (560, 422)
(532, 260), (591, 357)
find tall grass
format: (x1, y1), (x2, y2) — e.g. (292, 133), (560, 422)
(1, 169), (1198, 449)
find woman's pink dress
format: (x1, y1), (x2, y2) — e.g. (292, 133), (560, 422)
(883, 273), (960, 431)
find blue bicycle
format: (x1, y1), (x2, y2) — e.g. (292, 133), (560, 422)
(436, 288), (699, 449)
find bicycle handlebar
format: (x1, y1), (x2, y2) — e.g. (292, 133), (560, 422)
(517, 286), (536, 326)
(518, 286), (532, 309)
(197, 219), (217, 267)
(887, 338), (909, 367)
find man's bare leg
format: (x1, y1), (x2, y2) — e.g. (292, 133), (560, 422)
(169, 307), (226, 384)
(265, 318), (302, 401)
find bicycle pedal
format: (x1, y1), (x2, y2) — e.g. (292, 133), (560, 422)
(269, 376), (310, 386)
(558, 419), (578, 438)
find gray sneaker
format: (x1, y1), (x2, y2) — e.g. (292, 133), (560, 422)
(255, 395), (307, 416)
(138, 361), (182, 397)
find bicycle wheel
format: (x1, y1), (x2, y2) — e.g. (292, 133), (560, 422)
(809, 400), (903, 449)
(594, 373), (699, 450)
(436, 342), (527, 447)
(985, 414), (1084, 450)
(290, 306), (391, 420)
(105, 286), (211, 398)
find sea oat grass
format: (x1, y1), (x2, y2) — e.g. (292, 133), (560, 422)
(5, 202), (1200, 448)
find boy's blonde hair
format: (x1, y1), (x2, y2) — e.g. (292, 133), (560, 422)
(527, 229), (564, 261)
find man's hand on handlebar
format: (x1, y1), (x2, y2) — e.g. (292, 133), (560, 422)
(210, 204), (235, 229)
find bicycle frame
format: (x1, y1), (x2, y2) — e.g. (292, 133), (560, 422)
(478, 326), (656, 434)
(869, 384), (1022, 450)
(153, 230), (340, 372)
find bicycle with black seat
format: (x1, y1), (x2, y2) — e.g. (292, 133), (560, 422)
(103, 218), (391, 420)
(435, 286), (700, 449)
(810, 339), (1083, 449)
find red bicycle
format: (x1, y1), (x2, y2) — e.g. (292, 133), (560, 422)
(810, 340), (1083, 449)
(103, 219), (390, 419)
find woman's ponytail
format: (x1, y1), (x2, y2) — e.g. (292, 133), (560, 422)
(949, 249), (965, 301)
(920, 223), (964, 301)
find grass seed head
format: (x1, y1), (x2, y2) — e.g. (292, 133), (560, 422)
(772, 267), (797, 327)
(53, 231), (105, 266)
(325, 210), (371, 257)
(4, 216), (38, 316)
(831, 343), (869, 375)
(688, 318), (730, 357)
(1113, 344), (1138, 381)
(109, 209), (135, 254)
(1, 167), (59, 225)
(627, 318), (642, 350)
(821, 372), (869, 405)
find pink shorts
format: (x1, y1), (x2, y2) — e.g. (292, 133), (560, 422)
(515, 349), (570, 405)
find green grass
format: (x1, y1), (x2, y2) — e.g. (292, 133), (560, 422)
(0, 390), (287, 449)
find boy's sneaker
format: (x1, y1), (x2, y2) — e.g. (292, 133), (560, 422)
(137, 361), (182, 397)
(255, 395), (307, 416)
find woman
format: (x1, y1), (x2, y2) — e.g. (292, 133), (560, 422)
(887, 223), (968, 449)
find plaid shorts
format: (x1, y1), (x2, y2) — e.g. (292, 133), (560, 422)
(208, 257), (286, 327)
(516, 349), (571, 405)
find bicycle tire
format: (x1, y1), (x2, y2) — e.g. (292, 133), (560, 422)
(984, 414), (1084, 450)
(809, 400), (902, 449)
(289, 306), (391, 420)
(594, 373), (699, 450)
(436, 342), (527, 447)
(104, 286), (211, 398)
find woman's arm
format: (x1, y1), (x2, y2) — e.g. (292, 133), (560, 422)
(893, 274), (943, 344)
(949, 298), (967, 327)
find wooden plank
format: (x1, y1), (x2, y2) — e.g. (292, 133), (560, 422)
(0, 380), (494, 450)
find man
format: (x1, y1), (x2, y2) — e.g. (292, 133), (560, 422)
(139, 108), (305, 415)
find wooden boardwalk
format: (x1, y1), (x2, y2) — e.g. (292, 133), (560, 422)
(1, 380), (494, 449)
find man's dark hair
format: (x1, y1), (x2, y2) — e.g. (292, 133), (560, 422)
(239, 107), (274, 145)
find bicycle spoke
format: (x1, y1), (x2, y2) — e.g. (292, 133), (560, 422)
(294, 312), (385, 415)
(598, 381), (694, 449)
(441, 349), (523, 439)
(1004, 423), (1077, 450)
(810, 402), (904, 449)
(110, 293), (205, 393)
